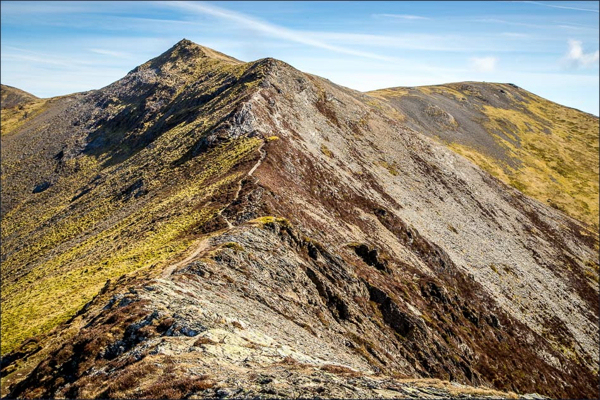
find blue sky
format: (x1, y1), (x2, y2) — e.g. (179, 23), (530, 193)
(1, 1), (599, 115)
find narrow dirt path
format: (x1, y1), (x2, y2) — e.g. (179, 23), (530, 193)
(162, 142), (267, 278)
(161, 238), (212, 278)
(219, 142), (266, 229)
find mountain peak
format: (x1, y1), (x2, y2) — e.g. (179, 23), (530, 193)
(173, 38), (196, 49)
(166, 38), (242, 64)
(127, 39), (242, 79)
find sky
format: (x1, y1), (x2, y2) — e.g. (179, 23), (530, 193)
(1, 1), (599, 115)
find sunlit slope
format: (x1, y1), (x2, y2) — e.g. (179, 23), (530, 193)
(370, 82), (599, 229)
(0, 84), (50, 136)
(0, 40), (266, 354)
(1, 84), (37, 109)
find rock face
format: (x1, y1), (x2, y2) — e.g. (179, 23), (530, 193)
(1, 40), (598, 399)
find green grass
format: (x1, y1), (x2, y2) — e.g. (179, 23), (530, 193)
(1, 136), (261, 354)
(474, 98), (598, 229)
(376, 160), (399, 176)
(222, 242), (245, 251)
(1, 49), (266, 355)
(320, 144), (334, 158)
(1, 98), (49, 136)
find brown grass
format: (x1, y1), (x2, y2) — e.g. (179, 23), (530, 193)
(136, 376), (215, 399)
(319, 364), (362, 377)
(193, 336), (217, 346)
(397, 377), (519, 399)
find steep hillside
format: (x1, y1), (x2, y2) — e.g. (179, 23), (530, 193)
(369, 83), (599, 229)
(1, 40), (598, 399)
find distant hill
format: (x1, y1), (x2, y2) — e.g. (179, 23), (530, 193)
(1, 84), (52, 137)
(1, 84), (38, 109)
(1, 40), (597, 399)
(369, 83), (599, 229)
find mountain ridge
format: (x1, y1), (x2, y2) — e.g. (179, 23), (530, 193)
(369, 82), (599, 229)
(372, 81), (599, 117)
(1, 39), (598, 399)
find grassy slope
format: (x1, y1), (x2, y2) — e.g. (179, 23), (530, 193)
(1, 84), (38, 109)
(370, 83), (599, 230)
(1, 85), (45, 136)
(0, 42), (267, 354)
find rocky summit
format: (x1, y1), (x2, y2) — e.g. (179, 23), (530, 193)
(1, 39), (598, 399)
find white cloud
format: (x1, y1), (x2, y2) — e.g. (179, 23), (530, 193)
(302, 32), (491, 52)
(472, 18), (597, 32)
(522, 1), (599, 13)
(0, 2), (100, 14)
(161, 1), (395, 62)
(500, 32), (530, 38)
(374, 14), (431, 20)
(470, 56), (497, 72)
(2, 46), (96, 67)
(563, 40), (599, 68)
(89, 48), (131, 58)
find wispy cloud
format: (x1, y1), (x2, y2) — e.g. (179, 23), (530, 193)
(470, 56), (498, 72)
(2, 46), (93, 67)
(500, 32), (530, 38)
(374, 14), (431, 20)
(473, 18), (547, 29)
(2, 52), (72, 68)
(89, 48), (131, 58)
(522, 1), (599, 13)
(0, 2), (99, 14)
(115, 17), (200, 25)
(562, 39), (599, 68)
(473, 18), (597, 31)
(2, 0), (598, 115)
(161, 1), (395, 62)
(303, 32), (491, 52)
